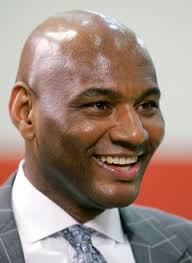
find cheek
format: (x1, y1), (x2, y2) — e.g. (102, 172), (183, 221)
(143, 115), (165, 147)
(66, 116), (113, 145)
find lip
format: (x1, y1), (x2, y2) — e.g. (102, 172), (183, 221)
(93, 156), (141, 181)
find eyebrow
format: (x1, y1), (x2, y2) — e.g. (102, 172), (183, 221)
(75, 87), (122, 100)
(138, 87), (161, 100)
(74, 86), (161, 101)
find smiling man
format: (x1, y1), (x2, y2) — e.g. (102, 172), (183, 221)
(1, 10), (192, 263)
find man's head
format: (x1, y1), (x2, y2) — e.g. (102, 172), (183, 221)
(9, 10), (164, 222)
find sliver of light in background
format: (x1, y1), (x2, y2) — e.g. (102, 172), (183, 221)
(0, 156), (192, 220)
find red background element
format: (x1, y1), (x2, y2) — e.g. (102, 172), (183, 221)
(0, 156), (192, 220)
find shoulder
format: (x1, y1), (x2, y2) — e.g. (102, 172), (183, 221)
(131, 204), (191, 223)
(121, 204), (192, 240)
(0, 174), (16, 209)
(130, 204), (191, 222)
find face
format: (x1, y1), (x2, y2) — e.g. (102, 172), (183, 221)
(30, 31), (164, 212)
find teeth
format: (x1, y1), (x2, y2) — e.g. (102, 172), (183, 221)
(107, 156), (113, 164)
(113, 157), (119, 164)
(101, 156), (106, 162)
(99, 156), (138, 165)
(120, 157), (126, 165)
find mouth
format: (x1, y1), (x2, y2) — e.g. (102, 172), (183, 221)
(93, 153), (144, 181)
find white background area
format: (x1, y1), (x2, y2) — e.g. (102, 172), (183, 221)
(1, 0), (192, 156)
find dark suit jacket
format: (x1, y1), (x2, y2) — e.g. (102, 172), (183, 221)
(0, 175), (192, 263)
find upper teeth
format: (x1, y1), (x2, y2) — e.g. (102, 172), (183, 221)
(100, 156), (138, 165)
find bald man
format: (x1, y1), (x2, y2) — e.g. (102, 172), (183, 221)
(1, 10), (191, 263)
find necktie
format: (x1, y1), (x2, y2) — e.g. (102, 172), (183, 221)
(63, 224), (107, 263)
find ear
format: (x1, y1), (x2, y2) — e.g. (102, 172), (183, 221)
(9, 81), (35, 141)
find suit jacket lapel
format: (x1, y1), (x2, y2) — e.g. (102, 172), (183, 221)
(0, 176), (25, 263)
(119, 206), (190, 263)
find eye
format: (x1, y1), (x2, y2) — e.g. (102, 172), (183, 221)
(93, 101), (111, 110)
(80, 100), (113, 117)
(86, 101), (112, 111)
(136, 100), (159, 114)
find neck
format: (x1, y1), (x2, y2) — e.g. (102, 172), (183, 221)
(24, 155), (104, 223)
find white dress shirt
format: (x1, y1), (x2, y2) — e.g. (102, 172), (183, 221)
(12, 160), (136, 263)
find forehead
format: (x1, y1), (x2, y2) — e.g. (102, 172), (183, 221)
(30, 25), (157, 99)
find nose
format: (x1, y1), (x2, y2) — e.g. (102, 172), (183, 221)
(109, 105), (148, 147)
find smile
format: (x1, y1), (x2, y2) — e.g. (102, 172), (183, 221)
(98, 155), (138, 165)
(94, 154), (144, 180)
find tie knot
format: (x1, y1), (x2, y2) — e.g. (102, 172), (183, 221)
(63, 224), (93, 249)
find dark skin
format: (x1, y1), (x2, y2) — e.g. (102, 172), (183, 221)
(9, 10), (164, 223)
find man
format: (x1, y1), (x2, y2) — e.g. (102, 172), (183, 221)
(1, 10), (191, 263)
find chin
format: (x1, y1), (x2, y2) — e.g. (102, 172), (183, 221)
(93, 184), (140, 209)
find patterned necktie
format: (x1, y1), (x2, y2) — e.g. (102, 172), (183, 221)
(63, 224), (107, 263)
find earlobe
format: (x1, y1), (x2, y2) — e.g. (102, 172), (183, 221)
(9, 82), (35, 140)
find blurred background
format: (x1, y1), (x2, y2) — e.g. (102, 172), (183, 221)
(1, 0), (192, 219)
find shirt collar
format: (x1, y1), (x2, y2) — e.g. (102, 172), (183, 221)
(86, 208), (126, 243)
(12, 160), (126, 244)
